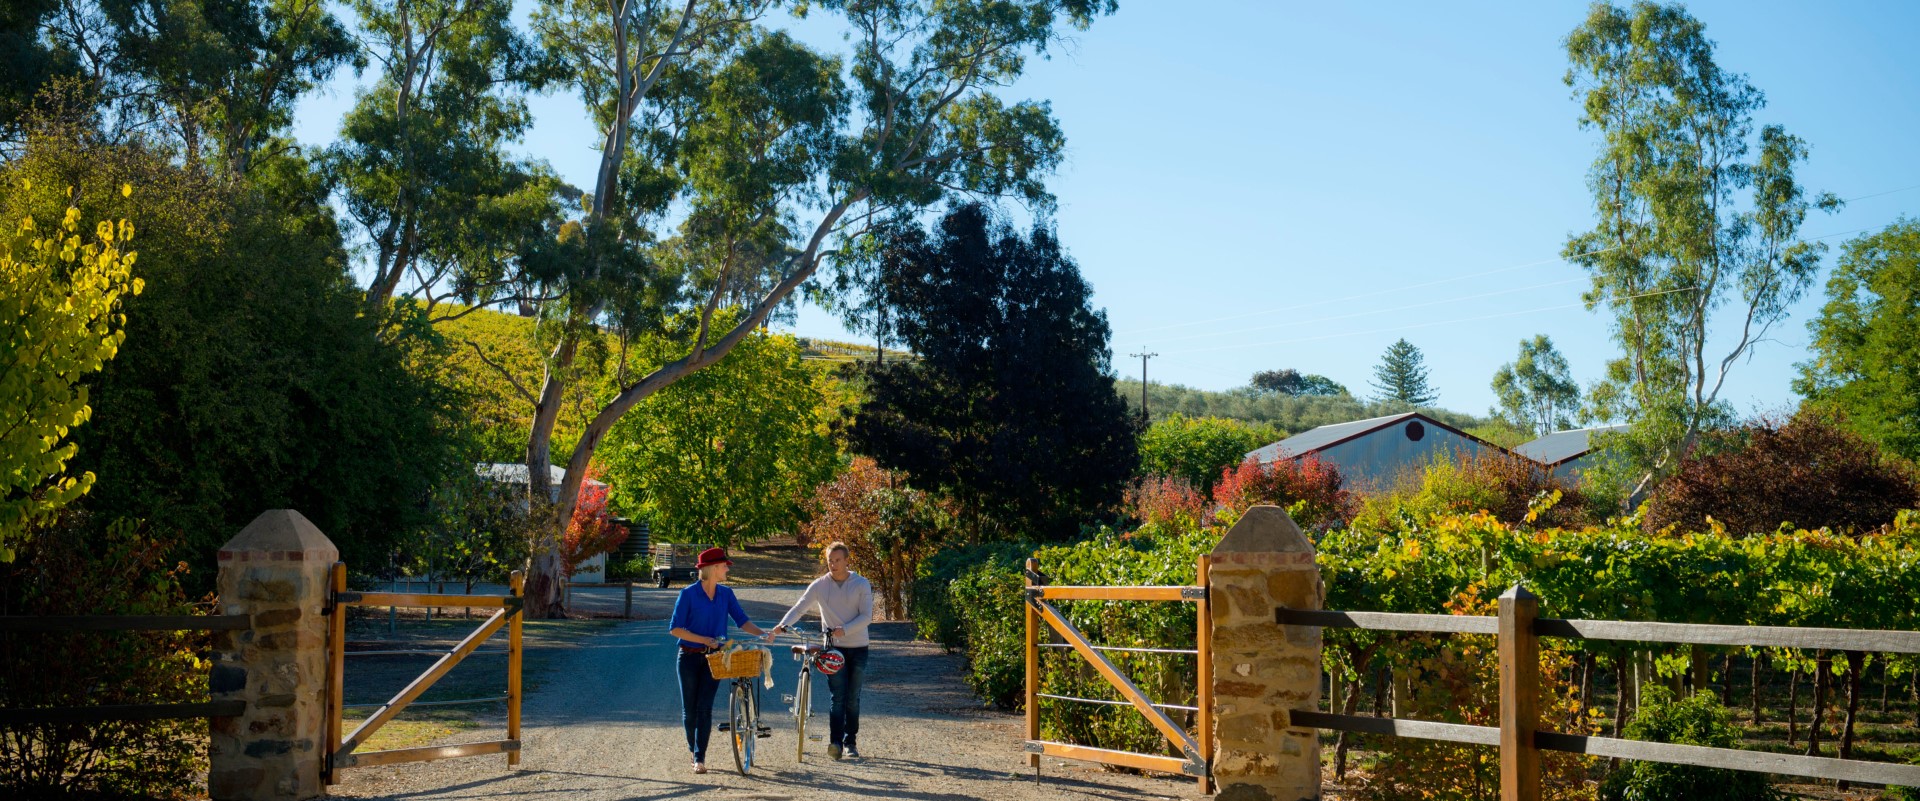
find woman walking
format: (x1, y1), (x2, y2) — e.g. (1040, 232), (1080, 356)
(667, 547), (768, 773)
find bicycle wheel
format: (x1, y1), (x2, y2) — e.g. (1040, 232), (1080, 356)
(730, 681), (755, 775)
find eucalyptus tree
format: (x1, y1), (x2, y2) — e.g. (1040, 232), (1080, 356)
(323, 0), (566, 318)
(1491, 334), (1579, 437)
(88, 0), (357, 174)
(1563, 2), (1837, 502)
(513, 0), (1115, 614)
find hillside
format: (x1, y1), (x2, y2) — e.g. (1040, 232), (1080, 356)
(1114, 378), (1517, 444)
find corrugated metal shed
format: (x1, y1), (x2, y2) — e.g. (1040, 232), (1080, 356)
(475, 463), (605, 503)
(1513, 425), (1629, 467)
(1244, 412), (1513, 491)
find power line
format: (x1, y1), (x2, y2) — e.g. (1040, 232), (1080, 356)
(1119, 181), (1920, 341)
(1162, 285), (1699, 356)
(1146, 276), (1586, 345)
(1146, 219), (1902, 358)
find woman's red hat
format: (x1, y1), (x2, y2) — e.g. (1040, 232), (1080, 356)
(696, 547), (733, 569)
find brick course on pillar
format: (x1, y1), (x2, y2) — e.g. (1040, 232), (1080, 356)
(1208, 506), (1322, 801)
(210, 510), (338, 801)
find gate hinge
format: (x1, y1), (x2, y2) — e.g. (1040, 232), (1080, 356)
(1181, 746), (1209, 776)
(1022, 568), (1049, 585)
(1180, 586), (1207, 600)
(1021, 740), (1044, 754)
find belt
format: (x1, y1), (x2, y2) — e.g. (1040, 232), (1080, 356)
(680, 645), (717, 654)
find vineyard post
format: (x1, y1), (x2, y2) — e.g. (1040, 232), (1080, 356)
(1024, 557), (1040, 768)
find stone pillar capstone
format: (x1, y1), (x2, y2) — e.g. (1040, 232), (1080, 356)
(1208, 505), (1323, 801)
(210, 510), (338, 801)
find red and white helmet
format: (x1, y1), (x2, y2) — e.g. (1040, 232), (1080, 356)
(816, 649), (845, 675)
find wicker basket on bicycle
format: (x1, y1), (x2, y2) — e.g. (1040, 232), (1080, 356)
(707, 647), (768, 679)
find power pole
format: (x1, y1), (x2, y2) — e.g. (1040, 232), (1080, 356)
(1130, 351), (1157, 422)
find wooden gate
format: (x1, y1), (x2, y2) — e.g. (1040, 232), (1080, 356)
(323, 563), (524, 783)
(1022, 555), (1213, 793)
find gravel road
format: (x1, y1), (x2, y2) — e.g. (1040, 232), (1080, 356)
(329, 585), (1201, 801)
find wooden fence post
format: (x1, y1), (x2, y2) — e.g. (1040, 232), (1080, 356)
(1499, 583), (1541, 801)
(1195, 554), (1214, 795)
(508, 570), (525, 768)
(324, 562), (346, 786)
(1024, 557), (1041, 768)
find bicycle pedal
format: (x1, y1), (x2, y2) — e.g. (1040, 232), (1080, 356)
(807, 734), (824, 741)
(782, 694), (796, 703)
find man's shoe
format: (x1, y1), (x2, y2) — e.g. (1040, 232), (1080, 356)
(693, 760), (707, 774)
(843, 746), (862, 759)
(828, 743), (843, 760)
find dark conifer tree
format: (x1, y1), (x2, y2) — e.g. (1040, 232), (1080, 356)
(848, 204), (1138, 539)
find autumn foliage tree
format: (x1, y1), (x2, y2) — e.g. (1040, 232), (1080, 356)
(562, 466), (627, 577)
(1646, 409), (1919, 536)
(799, 458), (951, 619)
(1211, 456), (1355, 531)
(0, 191), (141, 559)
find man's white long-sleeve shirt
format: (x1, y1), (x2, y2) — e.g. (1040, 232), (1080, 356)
(776, 571), (874, 647)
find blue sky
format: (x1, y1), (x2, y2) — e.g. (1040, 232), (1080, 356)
(291, 1), (1920, 421)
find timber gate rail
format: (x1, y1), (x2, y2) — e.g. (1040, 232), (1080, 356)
(1022, 555), (1214, 794)
(0, 614), (250, 725)
(1285, 584), (1920, 800)
(323, 563), (524, 782)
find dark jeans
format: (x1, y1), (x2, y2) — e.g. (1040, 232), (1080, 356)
(677, 648), (721, 760)
(826, 646), (869, 747)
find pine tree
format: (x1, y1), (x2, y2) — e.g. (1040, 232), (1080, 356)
(1370, 338), (1437, 407)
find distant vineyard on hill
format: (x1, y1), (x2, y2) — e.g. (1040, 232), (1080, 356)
(1114, 378), (1501, 442)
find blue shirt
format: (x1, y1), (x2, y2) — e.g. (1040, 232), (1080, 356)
(670, 583), (750, 648)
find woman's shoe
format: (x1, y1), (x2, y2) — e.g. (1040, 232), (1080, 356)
(693, 760), (707, 774)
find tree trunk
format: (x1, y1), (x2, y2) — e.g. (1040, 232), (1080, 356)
(1837, 650), (1865, 791)
(1373, 664), (1388, 716)
(1787, 664), (1800, 746)
(1750, 653), (1763, 725)
(1690, 645), (1707, 694)
(1334, 674), (1364, 780)
(1579, 651), (1594, 729)
(1880, 659), (1890, 714)
(1804, 651), (1830, 757)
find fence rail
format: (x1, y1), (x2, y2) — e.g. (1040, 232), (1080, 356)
(0, 614), (252, 727)
(1278, 585), (1920, 799)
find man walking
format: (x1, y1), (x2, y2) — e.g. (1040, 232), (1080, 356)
(771, 541), (873, 759)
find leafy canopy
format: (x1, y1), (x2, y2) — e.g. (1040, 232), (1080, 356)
(0, 184), (142, 558)
(598, 312), (839, 547)
(1250, 368), (1347, 397)
(1795, 219), (1920, 461)
(1490, 334), (1580, 437)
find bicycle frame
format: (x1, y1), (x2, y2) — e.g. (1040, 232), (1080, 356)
(772, 624), (835, 763)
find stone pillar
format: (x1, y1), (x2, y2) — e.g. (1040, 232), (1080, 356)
(1208, 506), (1322, 801)
(210, 510), (338, 801)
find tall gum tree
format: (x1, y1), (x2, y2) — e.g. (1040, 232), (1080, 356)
(1562, 1), (1837, 503)
(513, 0), (1114, 615)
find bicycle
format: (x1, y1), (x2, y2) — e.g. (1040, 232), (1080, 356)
(771, 623), (844, 763)
(707, 641), (771, 775)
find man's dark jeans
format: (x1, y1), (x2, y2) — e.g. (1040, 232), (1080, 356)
(826, 645), (869, 748)
(677, 648), (720, 760)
